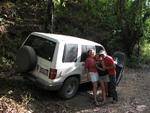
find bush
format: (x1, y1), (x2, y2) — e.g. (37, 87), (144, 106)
(0, 57), (14, 72)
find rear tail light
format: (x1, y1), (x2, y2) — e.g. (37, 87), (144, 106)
(49, 68), (57, 79)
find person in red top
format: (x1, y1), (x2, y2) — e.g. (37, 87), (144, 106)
(98, 50), (118, 103)
(85, 49), (99, 106)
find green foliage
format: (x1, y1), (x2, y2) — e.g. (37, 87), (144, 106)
(0, 57), (14, 72)
(0, 0), (150, 70)
(127, 38), (150, 68)
(21, 92), (32, 106)
(140, 39), (150, 64)
(126, 55), (141, 68)
(144, 18), (150, 42)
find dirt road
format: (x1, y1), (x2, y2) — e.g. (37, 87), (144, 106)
(0, 67), (150, 113)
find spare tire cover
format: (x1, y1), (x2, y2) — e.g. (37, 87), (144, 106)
(16, 46), (37, 73)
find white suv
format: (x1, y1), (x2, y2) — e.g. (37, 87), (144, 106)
(16, 32), (106, 99)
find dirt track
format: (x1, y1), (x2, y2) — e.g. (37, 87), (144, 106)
(0, 67), (150, 113)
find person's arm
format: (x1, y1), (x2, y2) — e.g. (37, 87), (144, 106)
(105, 63), (115, 69)
(102, 59), (115, 70)
(96, 62), (105, 71)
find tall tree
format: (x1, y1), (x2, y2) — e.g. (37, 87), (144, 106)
(45, 0), (54, 33)
(116, 0), (145, 57)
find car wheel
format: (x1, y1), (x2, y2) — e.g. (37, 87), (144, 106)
(16, 46), (37, 73)
(58, 77), (79, 99)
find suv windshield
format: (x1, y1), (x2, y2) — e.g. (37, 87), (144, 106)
(24, 35), (56, 61)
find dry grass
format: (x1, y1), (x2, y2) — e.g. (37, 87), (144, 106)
(0, 95), (32, 113)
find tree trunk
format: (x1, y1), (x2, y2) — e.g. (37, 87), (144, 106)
(45, 0), (54, 33)
(116, 0), (144, 57)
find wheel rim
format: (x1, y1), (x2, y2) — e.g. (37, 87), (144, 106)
(66, 80), (77, 95)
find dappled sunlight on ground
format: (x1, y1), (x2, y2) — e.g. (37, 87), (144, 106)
(0, 67), (150, 113)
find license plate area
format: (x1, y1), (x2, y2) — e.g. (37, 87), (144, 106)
(39, 67), (48, 76)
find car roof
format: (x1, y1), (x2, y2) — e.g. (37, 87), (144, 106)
(31, 32), (102, 46)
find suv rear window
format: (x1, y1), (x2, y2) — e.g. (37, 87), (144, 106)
(24, 35), (56, 61)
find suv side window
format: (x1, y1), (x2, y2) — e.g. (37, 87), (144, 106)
(80, 45), (95, 62)
(62, 44), (78, 62)
(96, 46), (104, 53)
(24, 35), (56, 61)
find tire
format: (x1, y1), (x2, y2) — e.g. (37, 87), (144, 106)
(16, 46), (37, 73)
(113, 51), (126, 85)
(58, 77), (79, 99)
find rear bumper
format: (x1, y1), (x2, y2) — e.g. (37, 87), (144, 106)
(23, 73), (63, 91)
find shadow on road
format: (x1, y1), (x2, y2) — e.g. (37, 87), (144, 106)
(0, 74), (94, 113)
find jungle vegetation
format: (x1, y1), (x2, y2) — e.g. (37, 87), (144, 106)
(0, 0), (150, 70)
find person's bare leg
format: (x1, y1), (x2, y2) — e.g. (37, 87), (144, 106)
(92, 82), (98, 104)
(97, 82), (102, 101)
(100, 81), (106, 102)
(104, 82), (108, 97)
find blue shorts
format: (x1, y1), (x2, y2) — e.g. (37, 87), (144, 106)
(89, 72), (99, 82)
(99, 75), (109, 82)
